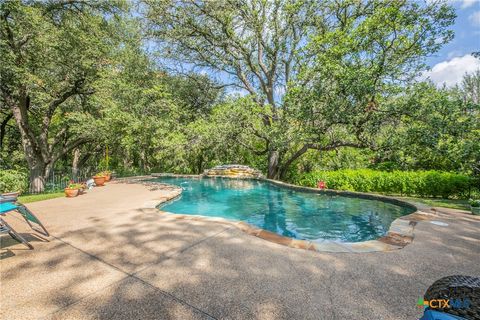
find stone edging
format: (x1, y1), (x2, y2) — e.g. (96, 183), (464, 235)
(139, 174), (435, 253)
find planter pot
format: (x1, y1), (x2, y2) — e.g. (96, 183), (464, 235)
(64, 188), (79, 198)
(93, 176), (106, 186)
(104, 174), (111, 182)
(1, 191), (20, 202)
(471, 206), (480, 215)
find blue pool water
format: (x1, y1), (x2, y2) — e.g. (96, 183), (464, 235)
(154, 177), (414, 242)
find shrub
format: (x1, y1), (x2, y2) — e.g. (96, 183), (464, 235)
(0, 169), (28, 194)
(292, 169), (476, 199)
(470, 199), (480, 207)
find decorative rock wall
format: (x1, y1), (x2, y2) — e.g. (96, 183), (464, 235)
(203, 164), (264, 178)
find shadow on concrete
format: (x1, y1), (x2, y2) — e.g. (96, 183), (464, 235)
(48, 214), (480, 319)
(1, 183), (479, 320)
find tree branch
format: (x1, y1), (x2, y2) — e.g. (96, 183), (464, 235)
(52, 136), (90, 165)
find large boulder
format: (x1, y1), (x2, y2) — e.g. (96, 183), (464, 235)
(203, 164), (263, 178)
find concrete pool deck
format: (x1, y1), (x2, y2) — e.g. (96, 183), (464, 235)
(1, 181), (479, 319)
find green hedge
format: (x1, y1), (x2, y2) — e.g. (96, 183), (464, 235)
(0, 169), (28, 194)
(292, 169), (476, 198)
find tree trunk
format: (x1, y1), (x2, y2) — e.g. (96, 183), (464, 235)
(8, 86), (89, 192)
(0, 113), (13, 151)
(72, 148), (81, 179)
(267, 150), (280, 179)
(29, 163), (47, 193)
(139, 149), (146, 173)
(277, 144), (310, 180)
(10, 95), (50, 193)
(196, 154), (204, 174)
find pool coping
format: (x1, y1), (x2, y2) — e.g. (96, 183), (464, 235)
(144, 174), (435, 253)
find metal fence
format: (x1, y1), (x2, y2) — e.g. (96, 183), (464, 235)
(28, 168), (95, 194)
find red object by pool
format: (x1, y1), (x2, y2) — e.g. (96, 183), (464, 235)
(317, 181), (326, 189)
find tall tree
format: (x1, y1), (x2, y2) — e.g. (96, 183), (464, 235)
(377, 78), (480, 175)
(459, 69), (480, 105)
(0, 1), (123, 191)
(145, 0), (454, 179)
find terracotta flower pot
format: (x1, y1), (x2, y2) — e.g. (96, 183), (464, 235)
(93, 176), (106, 186)
(1, 191), (20, 201)
(64, 188), (79, 198)
(104, 174), (111, 182)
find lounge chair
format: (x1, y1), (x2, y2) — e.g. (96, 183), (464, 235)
(0, 202), (34, 249)
(0, 193), (49, 237)
(0, 194), (50, 237)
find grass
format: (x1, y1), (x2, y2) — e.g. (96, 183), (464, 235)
(18, 192), (64, 203)
(355, 191), (473, 211)
(401, 197), (470, 211)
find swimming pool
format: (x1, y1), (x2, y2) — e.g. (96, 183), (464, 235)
(154, 177), (415, 242)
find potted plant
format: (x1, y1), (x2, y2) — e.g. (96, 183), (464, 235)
(1, 191), (20, 201)
(93, 173), (106, 186)
(77, 182), (87, 194)
(469, 199), (480, 215)
(64, 183), (83, 197)
(102, 170), (112, 182)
